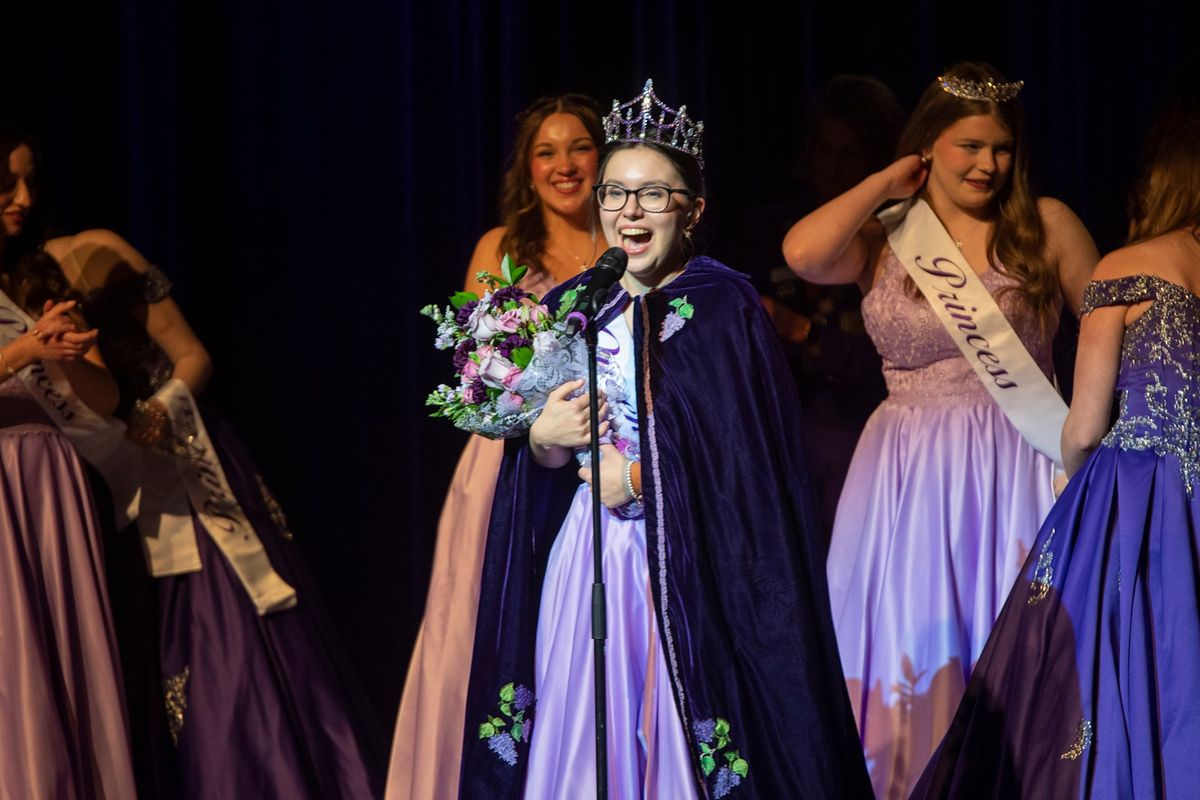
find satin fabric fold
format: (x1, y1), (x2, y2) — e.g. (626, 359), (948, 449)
(0, 380), (137, 800)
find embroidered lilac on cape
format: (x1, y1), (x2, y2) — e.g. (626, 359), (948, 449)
(694, 716), (749, 795)
(477, 682), (533, 766)
(660, 296), (695, 342)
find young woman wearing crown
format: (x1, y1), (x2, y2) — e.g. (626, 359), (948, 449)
(784, 62), (1100, 798)
(458, 80), (872, 799)
(914, 93), (1200, 800)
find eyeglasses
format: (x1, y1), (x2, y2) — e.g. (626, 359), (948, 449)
(594, 184), (694, 213)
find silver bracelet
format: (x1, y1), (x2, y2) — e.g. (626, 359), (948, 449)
(624, 458), (643, 504)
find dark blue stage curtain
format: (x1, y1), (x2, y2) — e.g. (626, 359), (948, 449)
(8, 0), (1197, 721)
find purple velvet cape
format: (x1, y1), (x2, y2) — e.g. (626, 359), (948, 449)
(459, 257), (871, 798)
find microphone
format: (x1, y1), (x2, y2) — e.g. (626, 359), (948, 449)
(564, 247), (628, 335)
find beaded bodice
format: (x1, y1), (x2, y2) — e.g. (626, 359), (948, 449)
(1083, 275), (1200, 494)
(80, 265), (174, 418)
(861, 250), (1055, 406)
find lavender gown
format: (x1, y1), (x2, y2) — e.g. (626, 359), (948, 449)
(84, 265), (382, 799)
(523, 301), (696, 798)
(826, 251), (1057, 799)
(0, 378), (137, 799)
(915, 275), (1200, 798)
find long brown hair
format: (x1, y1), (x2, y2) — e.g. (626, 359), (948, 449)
(0, 122), (79, 313)
(897, 63), (1059, 320)
(497, 94), (604, 281)
(1129, 122), (1200, 243)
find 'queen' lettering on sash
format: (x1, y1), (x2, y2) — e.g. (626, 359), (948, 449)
(915, 255), (1018, 389)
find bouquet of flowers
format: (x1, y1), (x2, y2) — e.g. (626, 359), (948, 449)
(421, 255), (587, 438)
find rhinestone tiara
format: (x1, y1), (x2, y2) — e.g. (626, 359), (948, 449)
(938, 75), (1025, 103)
(603, 79), (704, 166)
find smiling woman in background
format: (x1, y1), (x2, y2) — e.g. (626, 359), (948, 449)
(387, 93), (607, 800)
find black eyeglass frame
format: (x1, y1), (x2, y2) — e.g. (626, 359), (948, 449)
(593, 183), (695, 213)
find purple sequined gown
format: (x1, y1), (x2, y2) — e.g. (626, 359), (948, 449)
(522, 302), (697, 799)
(826, 252), (1057, 798)
(85, 265), (382, 799)
(915, 275), (1200, 798)
(0, 378), (137, 799)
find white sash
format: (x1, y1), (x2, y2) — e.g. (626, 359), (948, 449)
(0, 288), (295, 615)
(0, 292), (142, 526)
(142, 378), (297, 615)
(880, 199), (1067, 467)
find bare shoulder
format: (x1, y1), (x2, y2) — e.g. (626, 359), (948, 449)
(1037, 197), (1090, 244)
(48, 228), (149, 269)
(465, 226), (508, 284)
(471, 227), (506, 263)
(1092, 239), (1156, 280)
(44, 229), (151, 290)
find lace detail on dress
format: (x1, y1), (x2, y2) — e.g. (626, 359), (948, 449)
(1093, 276), (1200, 496)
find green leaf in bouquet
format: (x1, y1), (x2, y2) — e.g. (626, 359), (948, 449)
(510, 346), (534, 369)
(556, 287), (581, 320)
(510, 263), (528, 285)
(500, 254), (515, 285)
(486, 387), (502, 400)
(450, 291), (478, 309)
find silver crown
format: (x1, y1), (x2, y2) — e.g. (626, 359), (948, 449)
(603, 79), (704, 166)
(938, 75), (1025, 103)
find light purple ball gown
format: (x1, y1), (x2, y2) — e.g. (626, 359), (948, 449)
(0, 377), (137, 799)
(826, 251), (1058, 798)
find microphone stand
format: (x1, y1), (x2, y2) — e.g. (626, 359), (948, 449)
(585, 294), (608, 800)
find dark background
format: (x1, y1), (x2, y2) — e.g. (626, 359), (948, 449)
(8, 0), (1196, 735)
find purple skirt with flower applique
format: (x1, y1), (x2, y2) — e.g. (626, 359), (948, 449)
(110, 408), (385, 800)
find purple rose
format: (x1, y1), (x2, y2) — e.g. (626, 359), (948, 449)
(452, 340), (473, 371)
(489, 286), (526, 307)
(466, 303), (505, 341)
(455, 299), (479, 326)
(497, 334), (530, 358)
(478, 347), (518, 390)
(463, 379), (487, 405)
(496, 309), (523, 334)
